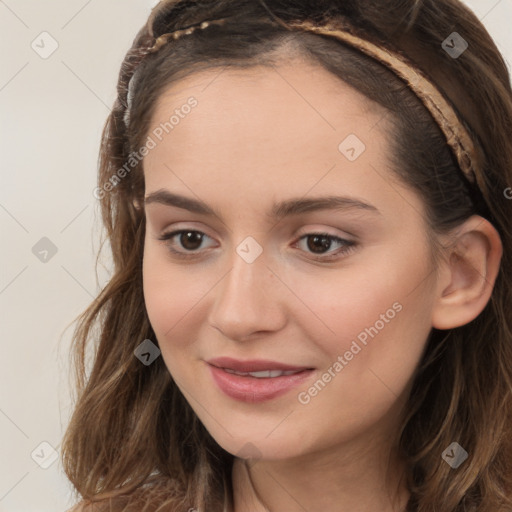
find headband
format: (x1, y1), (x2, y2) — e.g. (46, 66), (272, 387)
(142, 15), (487, 200)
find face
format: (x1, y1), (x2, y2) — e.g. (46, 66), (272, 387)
(141, 60), (439, 462)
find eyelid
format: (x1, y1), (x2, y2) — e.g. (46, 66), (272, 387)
(159, 222), (354, 240)
(295, 225), (356, 240)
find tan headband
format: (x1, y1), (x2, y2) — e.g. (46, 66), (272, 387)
(149, 18), (229, 52)
(147, 16), (486, 196)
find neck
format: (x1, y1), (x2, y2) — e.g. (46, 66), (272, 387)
(231, 431), (410, 512)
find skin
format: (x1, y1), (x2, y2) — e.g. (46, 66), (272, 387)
(140, 59), (502, 512)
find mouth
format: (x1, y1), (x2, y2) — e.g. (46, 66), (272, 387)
(205, 357), (315, 403)
(222, 368), (305, 378)
(206, 356), (314, 374)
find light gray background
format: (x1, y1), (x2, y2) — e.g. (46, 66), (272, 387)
(1, 1), (511, 511)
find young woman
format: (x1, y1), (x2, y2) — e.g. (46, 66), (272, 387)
(62, 0), (512, 510)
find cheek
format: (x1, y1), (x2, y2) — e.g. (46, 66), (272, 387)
(142, 243), (228, 390)
(143, 253), (192, 366)
(290, 243), (432, 346)
(142, 251), (205, 386)
(289, 244), (435, 398)
(142, 243), (210, 336)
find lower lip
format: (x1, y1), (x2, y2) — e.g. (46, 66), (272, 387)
(207, 364), (315, 403)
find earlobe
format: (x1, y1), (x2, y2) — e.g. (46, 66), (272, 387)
(431, 215), (502, 330)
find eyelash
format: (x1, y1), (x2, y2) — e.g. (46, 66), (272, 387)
(157, 229), (356, 262)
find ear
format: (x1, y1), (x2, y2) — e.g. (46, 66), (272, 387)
(431, 215), (502, 330)
(132, 198), (142, 210)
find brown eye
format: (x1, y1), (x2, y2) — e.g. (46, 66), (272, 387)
(157, 229), (356, 262)
(178, 231), (204, 251)
(296, 233), (356, 261)
(306, 234), (335, 253)
(158, 229), (214, 258)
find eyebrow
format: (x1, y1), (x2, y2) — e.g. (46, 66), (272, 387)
(144, 189), (381, 220)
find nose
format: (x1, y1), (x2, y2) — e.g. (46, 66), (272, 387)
(207, 246), (287, 341)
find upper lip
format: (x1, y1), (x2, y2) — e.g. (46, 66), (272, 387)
(207, 357), (313, 372)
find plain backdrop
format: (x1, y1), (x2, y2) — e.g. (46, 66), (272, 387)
(1, 1), (511, 510)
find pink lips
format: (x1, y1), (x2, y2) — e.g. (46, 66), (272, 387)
(207, 356), (311, 373)
(206, 357), (315, 403)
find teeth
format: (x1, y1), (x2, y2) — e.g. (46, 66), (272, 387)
(223, 368), (302, 378)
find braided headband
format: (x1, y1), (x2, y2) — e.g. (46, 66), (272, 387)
(146, 16), (486, 197)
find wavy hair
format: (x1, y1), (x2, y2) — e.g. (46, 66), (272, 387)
(61, 0), (512, 510)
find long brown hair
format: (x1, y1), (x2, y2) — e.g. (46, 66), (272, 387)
(61, 1), (512, 510)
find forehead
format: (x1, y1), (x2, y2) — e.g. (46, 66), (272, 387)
(146, 62), (388, 158)
(149, 61), (385, 138)
(141, 61), (412, 220)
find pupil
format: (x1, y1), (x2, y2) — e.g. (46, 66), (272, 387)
(181, 231), (202, 250)
(308, 235), (331, 253)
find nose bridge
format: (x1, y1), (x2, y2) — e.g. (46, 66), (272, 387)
(220, 237), (270, 307)
(208, 236), (284, 338)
